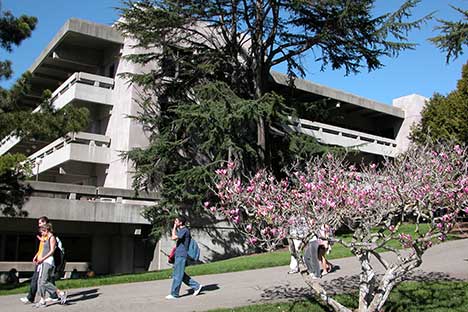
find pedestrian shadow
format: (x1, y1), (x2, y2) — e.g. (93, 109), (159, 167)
(51, 288), (100, 306)
(180, 284), (220, 297)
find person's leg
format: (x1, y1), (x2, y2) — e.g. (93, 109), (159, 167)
(317, 246), (329, 274)
(35, 264), (49, 307)
(26, 266), (39, 302)
(304, 240), (321, 278)
(182, 267), (200, 291)
(170, 256), (186, 297)
(41, 263), (58, 298)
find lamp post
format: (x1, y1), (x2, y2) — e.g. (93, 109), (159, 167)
(35, 159), (42, 181)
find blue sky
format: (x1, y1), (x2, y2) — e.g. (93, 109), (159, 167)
(2, 0), (467, 105)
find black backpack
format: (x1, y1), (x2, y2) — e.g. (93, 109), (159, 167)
(53, 236), (66, 277)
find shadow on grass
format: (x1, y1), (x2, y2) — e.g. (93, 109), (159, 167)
(258, 271), (466, 312)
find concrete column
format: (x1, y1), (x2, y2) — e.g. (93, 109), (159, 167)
(393, 94), (427, 154)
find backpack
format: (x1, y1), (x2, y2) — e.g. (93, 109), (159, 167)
(187, 237), (200, 262)
(53, 236), (66, 277)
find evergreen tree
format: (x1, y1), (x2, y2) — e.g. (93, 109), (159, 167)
(117, 0), (429, 237)
(429, 6), (468, 63)
(411, 62), (468, 144)
(0, 6), (89, 216)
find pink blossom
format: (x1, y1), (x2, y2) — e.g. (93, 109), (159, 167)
(204, 201), (210, 208)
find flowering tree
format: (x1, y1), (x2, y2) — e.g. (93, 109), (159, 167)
(207, 143), (468, 312)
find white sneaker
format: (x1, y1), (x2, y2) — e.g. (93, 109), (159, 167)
(165, 294), (178, 300)
(58, 291), (67, 304)
(309, 273), (320, 279)
(20, 297), (32, 304)
(193, 285), (203, 296)
(34, 299), (47, 308)
(45, 297), (59, 303)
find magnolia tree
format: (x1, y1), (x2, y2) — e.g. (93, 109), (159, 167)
(207, 143), (468, 312)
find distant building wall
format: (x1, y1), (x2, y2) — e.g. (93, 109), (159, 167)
(393, 94), (427, 153)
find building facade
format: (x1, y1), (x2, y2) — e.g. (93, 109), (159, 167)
(0, 18), (426, 275)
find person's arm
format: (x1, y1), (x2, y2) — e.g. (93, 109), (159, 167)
(171, 222), (178, 240)
(37, 235), (56, 264)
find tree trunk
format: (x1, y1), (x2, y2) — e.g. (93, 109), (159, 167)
(357, 251), (376, 312)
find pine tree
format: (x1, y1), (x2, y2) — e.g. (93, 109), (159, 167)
(429, 6), (468, 63)
(117, 0), (429, 237)
(0, 6), (88, 216)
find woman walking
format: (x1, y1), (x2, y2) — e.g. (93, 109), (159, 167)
(34, 223), (67, 307)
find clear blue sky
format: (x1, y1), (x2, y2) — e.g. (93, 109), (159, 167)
(2, 0), (467, 105)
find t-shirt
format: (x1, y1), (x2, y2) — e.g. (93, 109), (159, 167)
(175, 227), (190, 258)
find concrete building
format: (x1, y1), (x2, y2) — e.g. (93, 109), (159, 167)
(0, 18), (426, 275)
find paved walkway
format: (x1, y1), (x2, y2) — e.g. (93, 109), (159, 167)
(2, 239), (467, 312)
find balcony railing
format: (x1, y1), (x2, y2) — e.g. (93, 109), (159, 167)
(289, 118), (398, 157)
(29, 132), (111, 175)
(37, 72), (114, 111)
(0, 73), (114, 156)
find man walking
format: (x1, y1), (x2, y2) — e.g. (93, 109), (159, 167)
(166, 216), (203, 299)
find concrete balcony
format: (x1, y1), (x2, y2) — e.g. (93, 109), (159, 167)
(22, 181), (156, 224)
(0, 72), (114, 156)
(289, 118), (398, 157)
(42, 72), (114, 111)
(29, 132), (111, 175)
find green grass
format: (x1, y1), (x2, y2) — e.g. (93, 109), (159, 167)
(0, 223), (456, 296)
(209, 281), (468, 312)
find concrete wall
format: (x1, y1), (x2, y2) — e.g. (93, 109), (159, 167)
(393, 94), (427, 153)
(150, 221), (251, 271)
(104, 35), (154, 189)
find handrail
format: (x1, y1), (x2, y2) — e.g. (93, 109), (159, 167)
(1, 72), (114, 150)
(28, 131), (111, 163)
(36, 72), (114, 112)
(290, 118), (397, 147)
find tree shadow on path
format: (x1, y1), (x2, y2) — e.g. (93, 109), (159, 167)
(258, 271), (466, 311)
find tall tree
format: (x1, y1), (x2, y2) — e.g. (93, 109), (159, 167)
(0, 6), (89, 216)
(429, 5), (468, 63)
(117, 0), (429, 237)
(411, 61), (468, 144)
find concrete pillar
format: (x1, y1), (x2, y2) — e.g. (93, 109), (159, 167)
(393, 94), (427, 154)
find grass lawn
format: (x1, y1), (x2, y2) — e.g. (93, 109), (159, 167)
(208, 281), (468, 312)
(0, 223), (455, 296)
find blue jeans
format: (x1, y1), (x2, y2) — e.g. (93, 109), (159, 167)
(170, 256), (200, 297)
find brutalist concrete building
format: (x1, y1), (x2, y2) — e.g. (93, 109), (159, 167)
(0, 18), (426, 275)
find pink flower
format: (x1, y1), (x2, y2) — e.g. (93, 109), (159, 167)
(210, 206), (216, 213)
(227, 161), (236, 169)
(204, 201), (210, 208)
(215, 169), (227, 176)
(249, 237), (258, 245)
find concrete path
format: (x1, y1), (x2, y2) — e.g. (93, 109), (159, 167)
(1, 239), (467, 312)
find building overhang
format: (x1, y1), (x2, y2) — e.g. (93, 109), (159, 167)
(24, 18), (123, 107)
(270, 70), (405, 119)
